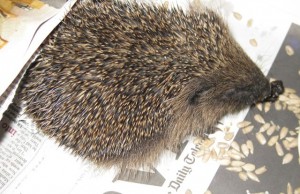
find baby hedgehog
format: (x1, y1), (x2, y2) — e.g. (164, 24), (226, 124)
(16, 0), (283, 169)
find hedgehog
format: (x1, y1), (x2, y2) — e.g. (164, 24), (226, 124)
(15, 0), (283, 171)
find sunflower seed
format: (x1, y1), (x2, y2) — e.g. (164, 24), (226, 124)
(280, 127), (289, 139)
(285, 45), (294, 56)
(219, 158), (231, 166)
(243, 125), (254, 134)
(226, 166), (242, 172)
(255, 166), (267, 175)
(267, 135), (279, 147)
(282, 153), (293, 164)
(237, 121), (252, 128)
(256, 132), (267, 145)
(249, 39), (258, 47)
(285, 88), (296, 94)
(275, 101), (282, 110)
(275, 142), (284, 156)
(254, 114), (265, 124)
(260, 123), (271, 133)
(247, 172), (260, 182)
(256, 103), (263, 111)
(246, 140), (254, 154)
(289, 130), (297, 136)
(233, 12), (242, 20)
(241, 144), (249, 157)
(287, 182), (293, 194)
(231, 141), (240, 152)
(282, 139), (291, 151)
(264, 102), (271, 112)
(242, 163), (256, 171)
(294, 187), (300, 194)
(287, 138), (297, 148)
(238, 172), (248, 181)
(266, 125), (277, 136)
(203, 138), (215, 148)
(247, 19), (253, 27)
(224, 132), (234, 141)
(231, 161), (245, 167)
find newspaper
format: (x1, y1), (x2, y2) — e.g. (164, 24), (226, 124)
(0, 0), (299, 193)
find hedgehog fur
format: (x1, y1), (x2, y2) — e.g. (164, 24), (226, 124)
(16, 0), (282, 170)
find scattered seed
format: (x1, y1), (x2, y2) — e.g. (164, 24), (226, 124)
(275, 101), (282, 110)
(287, 138), (298, 148)
(256, 103), (263, 111)
(289, 130), (297, 136)
(285, 88), (296, 94)
(219, 158), (231, 166)
(280, 127), (289, 139)
(255, 166), (267, 175)
(282, 153), (293, 164)
(260, 123), (271, 133)
(231, 141), (240, 152)
(203, 138), (215, 148)
(204, 190), (212, 194)
(282, 139), (291, 151)
(256, 132), (267, 145)
(267, 135), (279, 147)
(210, 148), (218, 160)
(246, 140), (254, 154)
(285, 45), (294, 56)
(243, 125), (254, 134)
(247, 19), (253, 27)
(287, 182), (293, 194)
(218, 142), (229, 148)
(185, 189), (192, 194)
(231, 161), (245, 167)
(254, 114), (265, 124)
(228, 152), (242, 160)
(224, 132), (234, 141)
(247, 172), (260, 182)
(275, 142), (284, 156)
(238, 121), (252, 128)
(286, 137), (296, 142)
(264, 102), (271, 112)
(226, 166), (242, 172)
(242, 163), (256, 172)
(233, 12), (242, 20)
(202, 152), (211, 163)
(238, 172), (248, 181)
(249, 38), (258, 47)
(295, 187), (300, 194)
(241, 144), (249, 157)
(266, 125), (276, 136)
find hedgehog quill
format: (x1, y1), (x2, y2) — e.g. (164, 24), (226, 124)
(16, 0), (283, 170)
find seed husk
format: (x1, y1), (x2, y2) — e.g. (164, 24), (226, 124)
(233, 12), (242, 20)
(254, 114), (265, 124)
(287, 182), (293, 194)
(282, 153), (293, 164)
(224, 132), (234, 141)
(275, 142), (284, 156)
(285, 45), (294, 56)
(226, 166), (242, 172)
(237, 121), (251, 128)
(241, 144), (249, 157)
(246, 140), (254, 154)
(231, 141), (240, 152)
(256, 132), (267, 145)
(242, 163), (256, 171)
(264, 102), (271, 112)
(255, 166), (267, 175)
(247, 172), (260, 182)
(280, 127), (289, 139)
(242, 125), (254, 134)
(267, 135), (279, 147)
(249, 38), (258, 47)
(260, 123), (271, 133)
(238, 172), (248, 181)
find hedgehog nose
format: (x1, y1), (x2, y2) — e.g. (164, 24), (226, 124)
(261, 80), (284, 102)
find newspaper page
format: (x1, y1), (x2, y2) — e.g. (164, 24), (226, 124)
(0, 0), (300, 194)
